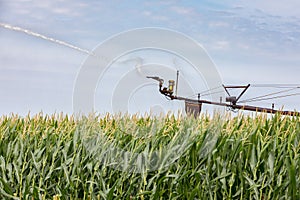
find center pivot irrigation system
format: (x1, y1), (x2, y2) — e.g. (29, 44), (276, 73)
(147, 71), (300, 116)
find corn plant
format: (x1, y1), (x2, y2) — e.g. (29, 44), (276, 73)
(0, 112), (299, 199)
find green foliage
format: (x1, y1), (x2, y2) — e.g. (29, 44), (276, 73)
(0, 112), (299, 199)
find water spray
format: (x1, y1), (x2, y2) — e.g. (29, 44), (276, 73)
(0, 22), (93, 55)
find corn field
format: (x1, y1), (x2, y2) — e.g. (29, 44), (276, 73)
(0, 113), (299, 199)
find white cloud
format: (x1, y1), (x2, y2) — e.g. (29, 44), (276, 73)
(152, 15), (169, 21)
(209, 21), (230, 28)
(141, 10), (169, 22)
(171, 6), (194, 15)
(3, 0), (86, 21)
(142, 11), (152, 17)
(211, 41), (230, 50)
(239, 0), (300, 17)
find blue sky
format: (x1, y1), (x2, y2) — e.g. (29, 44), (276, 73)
(0, 0), (300, 115)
